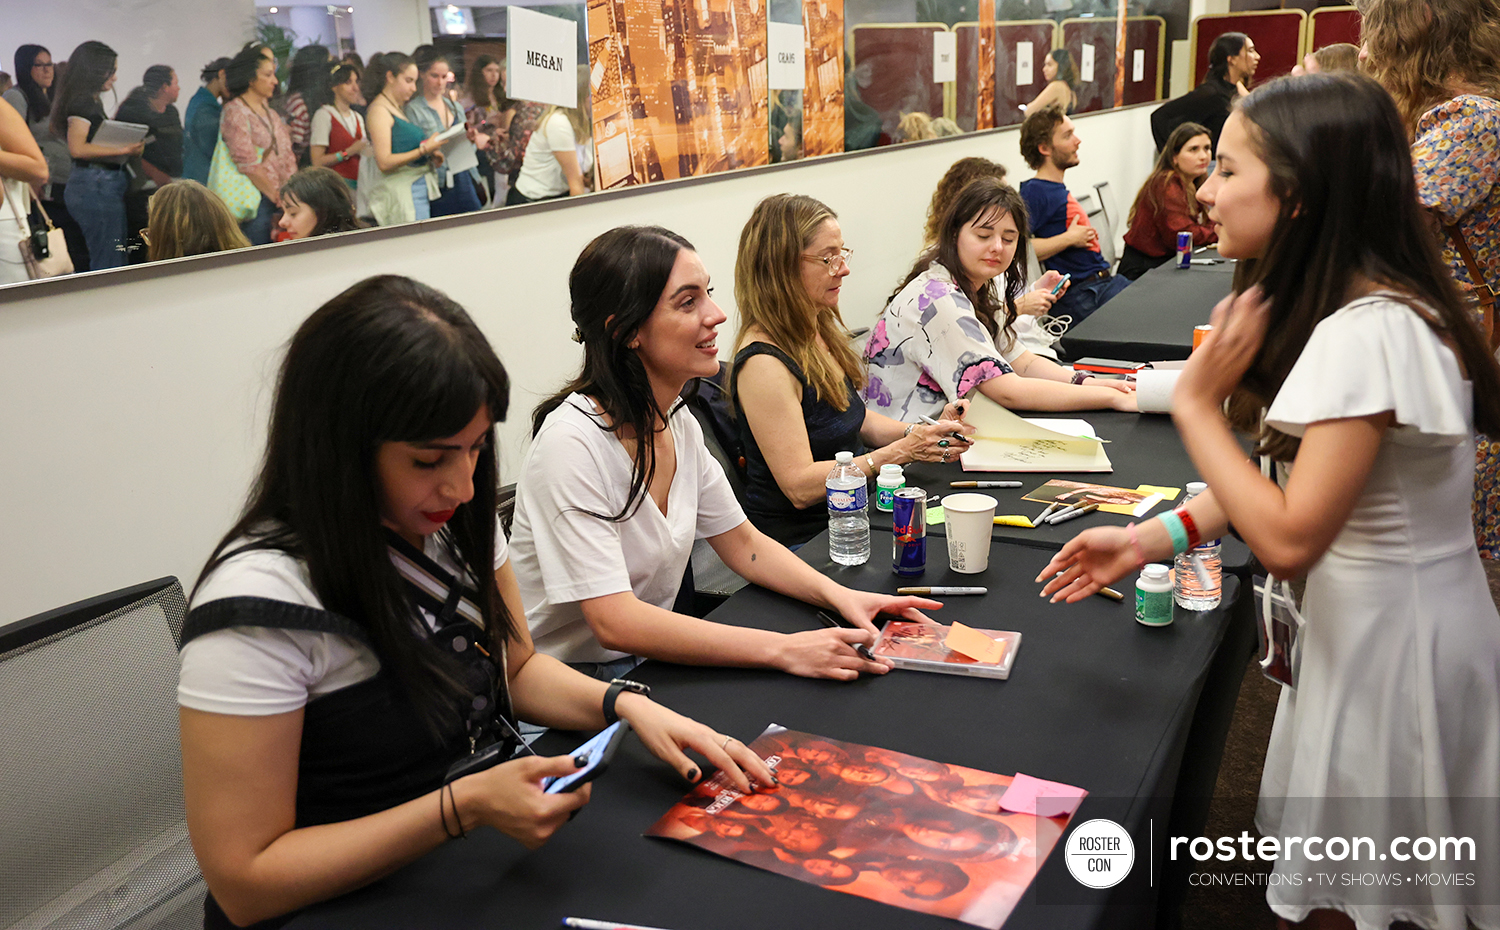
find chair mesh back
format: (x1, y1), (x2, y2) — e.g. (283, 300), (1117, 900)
(0, 582), (203, 930)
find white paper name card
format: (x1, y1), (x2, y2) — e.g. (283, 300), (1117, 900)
(1080, 43), (1096, 83)
(768, 21), (806, 90)
(1016, 41), (1034, 86)
(1132, 48), (1145, 82)
(507, 6), (578, 108)
(933, 31), (957, 83)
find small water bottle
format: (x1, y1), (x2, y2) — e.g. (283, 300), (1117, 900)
(827, 451), (871, 566)
(1173, 481), (1222, 610)
(875, 463), (905, 512)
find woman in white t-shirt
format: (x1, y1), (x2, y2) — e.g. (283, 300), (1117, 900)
(863, 177), (1136, 423)
(178, 275), (774, 930)
(308, 63), (367, 191)
(511, 225), (943, 681)
(508, 65), (592, 205)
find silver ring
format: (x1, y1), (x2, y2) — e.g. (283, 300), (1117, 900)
(722, 736), (734, 751)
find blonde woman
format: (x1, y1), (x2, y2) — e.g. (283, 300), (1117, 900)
(730, 193), (972, 547)
(144, 180), (250, 260)
(509, 65), (592, 204)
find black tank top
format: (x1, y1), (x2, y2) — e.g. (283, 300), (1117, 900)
(731, 342), (866, 547)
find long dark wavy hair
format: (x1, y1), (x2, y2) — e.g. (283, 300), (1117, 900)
(13, 45), (52, 123)
(892, 177), (1030, 345)
(49, 41), (117, 137)
(533, 226), (695, 521)
(286, 43), (334, 114)
(1224, 73), (1500, 460)
(195, 275), (517, 736)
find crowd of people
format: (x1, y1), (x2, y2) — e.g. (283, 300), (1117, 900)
(0, 37), (595, 282)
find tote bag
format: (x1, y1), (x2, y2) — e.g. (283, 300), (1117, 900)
(3, 179), (71, 280)
(207, 137), (264, 222)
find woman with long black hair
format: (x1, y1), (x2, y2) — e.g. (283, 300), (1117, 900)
(1041, 73), (1500, 928)
(4, 44), (88, 271)
(49, 41), (144, 269)
(179, 274), (773, 929)
(509, 225), (940, 681)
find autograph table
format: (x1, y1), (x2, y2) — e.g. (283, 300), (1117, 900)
(1058, 252), (1235, 363)
(289, 535), (1246, 930)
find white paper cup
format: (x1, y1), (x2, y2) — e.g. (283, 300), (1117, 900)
(943, 493), (998, 573)
(1135, 369), (1180, 415)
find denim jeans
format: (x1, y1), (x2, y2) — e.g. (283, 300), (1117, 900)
(411, 178), (431, 221)
(239, 195), (274, 246)
(1050, 272), (1132, 327)
(63, 165), (128, 270)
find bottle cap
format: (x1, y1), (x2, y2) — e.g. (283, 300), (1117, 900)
(1142, 564), (1170, 581)
(835, 451), (853, 464)
(879, 464), (903, 476)
(1186, 481), (1207, 495)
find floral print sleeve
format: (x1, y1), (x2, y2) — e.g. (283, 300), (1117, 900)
(862, 264), (1013, 422)
(1412, 95), (1500, 290)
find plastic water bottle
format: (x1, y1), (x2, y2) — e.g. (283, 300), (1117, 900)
(1174, 481), (1222, 610)
(827, 451), (871, 566)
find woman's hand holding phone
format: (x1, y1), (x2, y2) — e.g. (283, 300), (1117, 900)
(451, 754), (593, 849)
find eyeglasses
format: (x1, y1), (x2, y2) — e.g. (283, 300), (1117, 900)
(138, 228), (150, 246)
(801, 247), (853, 276)
(32, 62), (55, 70)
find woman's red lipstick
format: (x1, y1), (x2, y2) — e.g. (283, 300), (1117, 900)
(423, 509), (456, 525)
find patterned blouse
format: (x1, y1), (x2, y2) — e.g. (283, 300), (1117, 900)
(1412, 95), (1500, 294)
(489, 100), (548, 177)
(862, 263), (1025, 422)
(220, 96), (296, 192)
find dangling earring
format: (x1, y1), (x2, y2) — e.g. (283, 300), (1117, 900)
(570, 326), (584, 344)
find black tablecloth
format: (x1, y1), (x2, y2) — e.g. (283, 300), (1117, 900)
(289, 534), (1245, 930)
(1059, 253), (1235, 363)
(870, 410), (1255, 575)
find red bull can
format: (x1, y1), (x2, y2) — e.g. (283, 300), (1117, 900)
(892, 487), (928, 576)
(1176, 231), (1193, 269)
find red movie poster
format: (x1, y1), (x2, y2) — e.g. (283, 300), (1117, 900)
(646, 725), (1076, 927)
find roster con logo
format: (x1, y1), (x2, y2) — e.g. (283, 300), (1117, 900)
(1065, 819), (1136, 889)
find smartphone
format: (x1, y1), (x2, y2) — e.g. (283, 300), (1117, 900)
(1049, 273), (1072, 296)
(544, 720), (631, 794)
(1072, 357), (1148, 374)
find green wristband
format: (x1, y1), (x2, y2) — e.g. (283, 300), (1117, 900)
(1157, 511), (1190, 555)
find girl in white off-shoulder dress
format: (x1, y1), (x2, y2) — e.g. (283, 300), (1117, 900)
(1038, 73), (1500, 930)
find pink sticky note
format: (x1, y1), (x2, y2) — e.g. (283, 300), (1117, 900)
(998, 773), (1088, 818)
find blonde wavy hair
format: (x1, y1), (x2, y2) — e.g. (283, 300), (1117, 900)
(1356, 0), (1500, 129)
(731, 193), (865, 411)
(146, 181), (251, 262)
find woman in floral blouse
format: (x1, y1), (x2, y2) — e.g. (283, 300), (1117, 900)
(1360, 0), (1500, 555)
(864, 178), (1137, 423)
(219, 46), (296, 245)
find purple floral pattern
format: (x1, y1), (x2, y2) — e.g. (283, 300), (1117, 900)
(862, 263), (1020, 422)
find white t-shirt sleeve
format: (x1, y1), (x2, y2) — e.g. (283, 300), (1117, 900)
(519, 415), (635, 603)
(178, 547), (380, 716)
(543, 112), (577, 153)
(309, 106), (333, 147)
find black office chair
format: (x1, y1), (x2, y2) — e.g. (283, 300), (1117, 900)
(679, 368), (751, 614)
(0, 578), (207, 930)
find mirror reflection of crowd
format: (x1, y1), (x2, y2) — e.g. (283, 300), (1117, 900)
(0, 35), (595, 279)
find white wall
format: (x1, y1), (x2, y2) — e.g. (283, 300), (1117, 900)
(0, 104), (1155, 623)
(7, 0), (258, 102)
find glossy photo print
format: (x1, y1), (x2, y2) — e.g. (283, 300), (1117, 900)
(646, 725), (1074, 927)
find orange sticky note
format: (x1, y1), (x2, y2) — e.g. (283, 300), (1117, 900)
(944, 622), (1006, 664)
